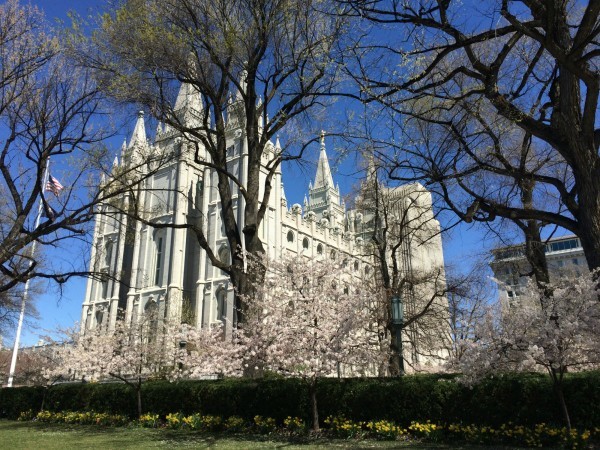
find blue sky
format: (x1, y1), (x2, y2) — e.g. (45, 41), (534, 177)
(7, 0), (494, 348)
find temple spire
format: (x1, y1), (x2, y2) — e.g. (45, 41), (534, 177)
(129, 111), (147, 149)
(313, 130), (334, 189)
(174, 82), (203, 114)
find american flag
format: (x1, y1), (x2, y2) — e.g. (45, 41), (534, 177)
(45, 174), (64, 196)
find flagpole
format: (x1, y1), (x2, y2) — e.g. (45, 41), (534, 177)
(7, 158), (51, 387)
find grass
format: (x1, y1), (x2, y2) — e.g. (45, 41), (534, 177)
(0, 420), (534, 449)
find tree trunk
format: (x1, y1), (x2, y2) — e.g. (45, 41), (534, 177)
(309, 379), (320, 432)
(550, 368), (571, 431)
(137, 380), (143, 419)
(576, 202), (600, 272)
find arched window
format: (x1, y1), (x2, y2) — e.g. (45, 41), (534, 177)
(105, 241), (113, 268)
(154, 232), (165, 286)
(95, 309), (104, 329)
(144, 299), (159, 341)
(218, 245), (230, 276)
(365, 266), (371, 276)
(330, 250), (336, 260)
(302, 237), (309, 250)
(354, 261), (359, 271)
(216, 289), (227, 322)
(287, 231), (294, 243)
(317, 244), (323, 255)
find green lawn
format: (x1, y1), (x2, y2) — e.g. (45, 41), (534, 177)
(0, 421), (533, 449)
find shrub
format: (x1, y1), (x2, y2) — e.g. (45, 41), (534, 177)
(253, 415), (276, 434)
(224, 415), (246, 432)
(366, 419), (406, 440)
(17, 409), (34, 421)
(283, 416), (306, 434)
(165, 412), (186, 429)
(34, 410), (128, 426)
(324, 416), (365, 438)
(138, 413), (160, 428)
(0, 386), (44, 419)
(3, 372), (600, 428)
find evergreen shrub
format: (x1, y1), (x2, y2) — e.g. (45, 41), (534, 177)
(1, 372), (599, 427)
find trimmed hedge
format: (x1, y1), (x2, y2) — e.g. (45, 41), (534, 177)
(1, 372), (599, 427)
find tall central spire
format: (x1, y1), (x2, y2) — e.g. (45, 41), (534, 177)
(313, 130), (335, 189)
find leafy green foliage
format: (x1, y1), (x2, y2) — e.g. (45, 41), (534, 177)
(1, 373), (600, 427)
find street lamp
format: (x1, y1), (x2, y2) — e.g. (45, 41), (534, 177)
(391, 295), (404, 375)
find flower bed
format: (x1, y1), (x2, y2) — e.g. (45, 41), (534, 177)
(23, 410), (600, 448)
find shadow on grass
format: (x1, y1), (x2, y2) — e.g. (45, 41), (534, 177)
(147, 429), (456, 449)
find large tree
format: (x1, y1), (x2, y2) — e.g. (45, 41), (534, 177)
(459, 271), (600, 430)
(241, 254), (383, 431)
(345, 0), (600, 269)
(0, 0), (174, 297)
(73, 0), (353, 318)
(355, 159), (450, 374)
(46, 315), (236, 418)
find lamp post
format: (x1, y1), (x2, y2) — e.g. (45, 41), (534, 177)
(391, 295), (404, 375)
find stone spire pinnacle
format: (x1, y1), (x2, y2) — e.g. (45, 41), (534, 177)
(129, 111), (147, 149)
(313, 130), (334, 189)
(120, 139), (127, 160)
(174, 82), (203, 114)
(236, 67), (247, 101)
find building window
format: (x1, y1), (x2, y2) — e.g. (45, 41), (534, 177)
(145, 299), (159, 341)
(105, 241), (113, 268)
(101, 279), (109, 299)
(154, 235), (164, 286)
(216, 289), (226, 322)
(317, 243), (323, 255)
(218, 245), (230, 276)
(287, 231), (294, 243)
(95, 309), (104, 328)
(330, 250), (336, 260)
(302, 237), (309, 250)
(354, 261), (359, 271)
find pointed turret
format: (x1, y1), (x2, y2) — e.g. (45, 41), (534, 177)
(365, 151), (378, 185)
(275, 135), (281, 150)
(236, 67), (247, 101)
(113, 155), (119, 167)
(129, 111), (147, 149)
(313, 131), (335, 189)
(156, 121), (164, 137)
(305, 130), (345, 224)
(174, 82), (203, 114)
(120, 139), (127, 161)
(257, 96), (264, 129)
(281, 181), (287, 207)
(174, 82), (205, 129)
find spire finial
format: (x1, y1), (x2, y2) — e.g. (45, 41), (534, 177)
(320, 130), (325, 146)
(129, 110), (147, 149)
